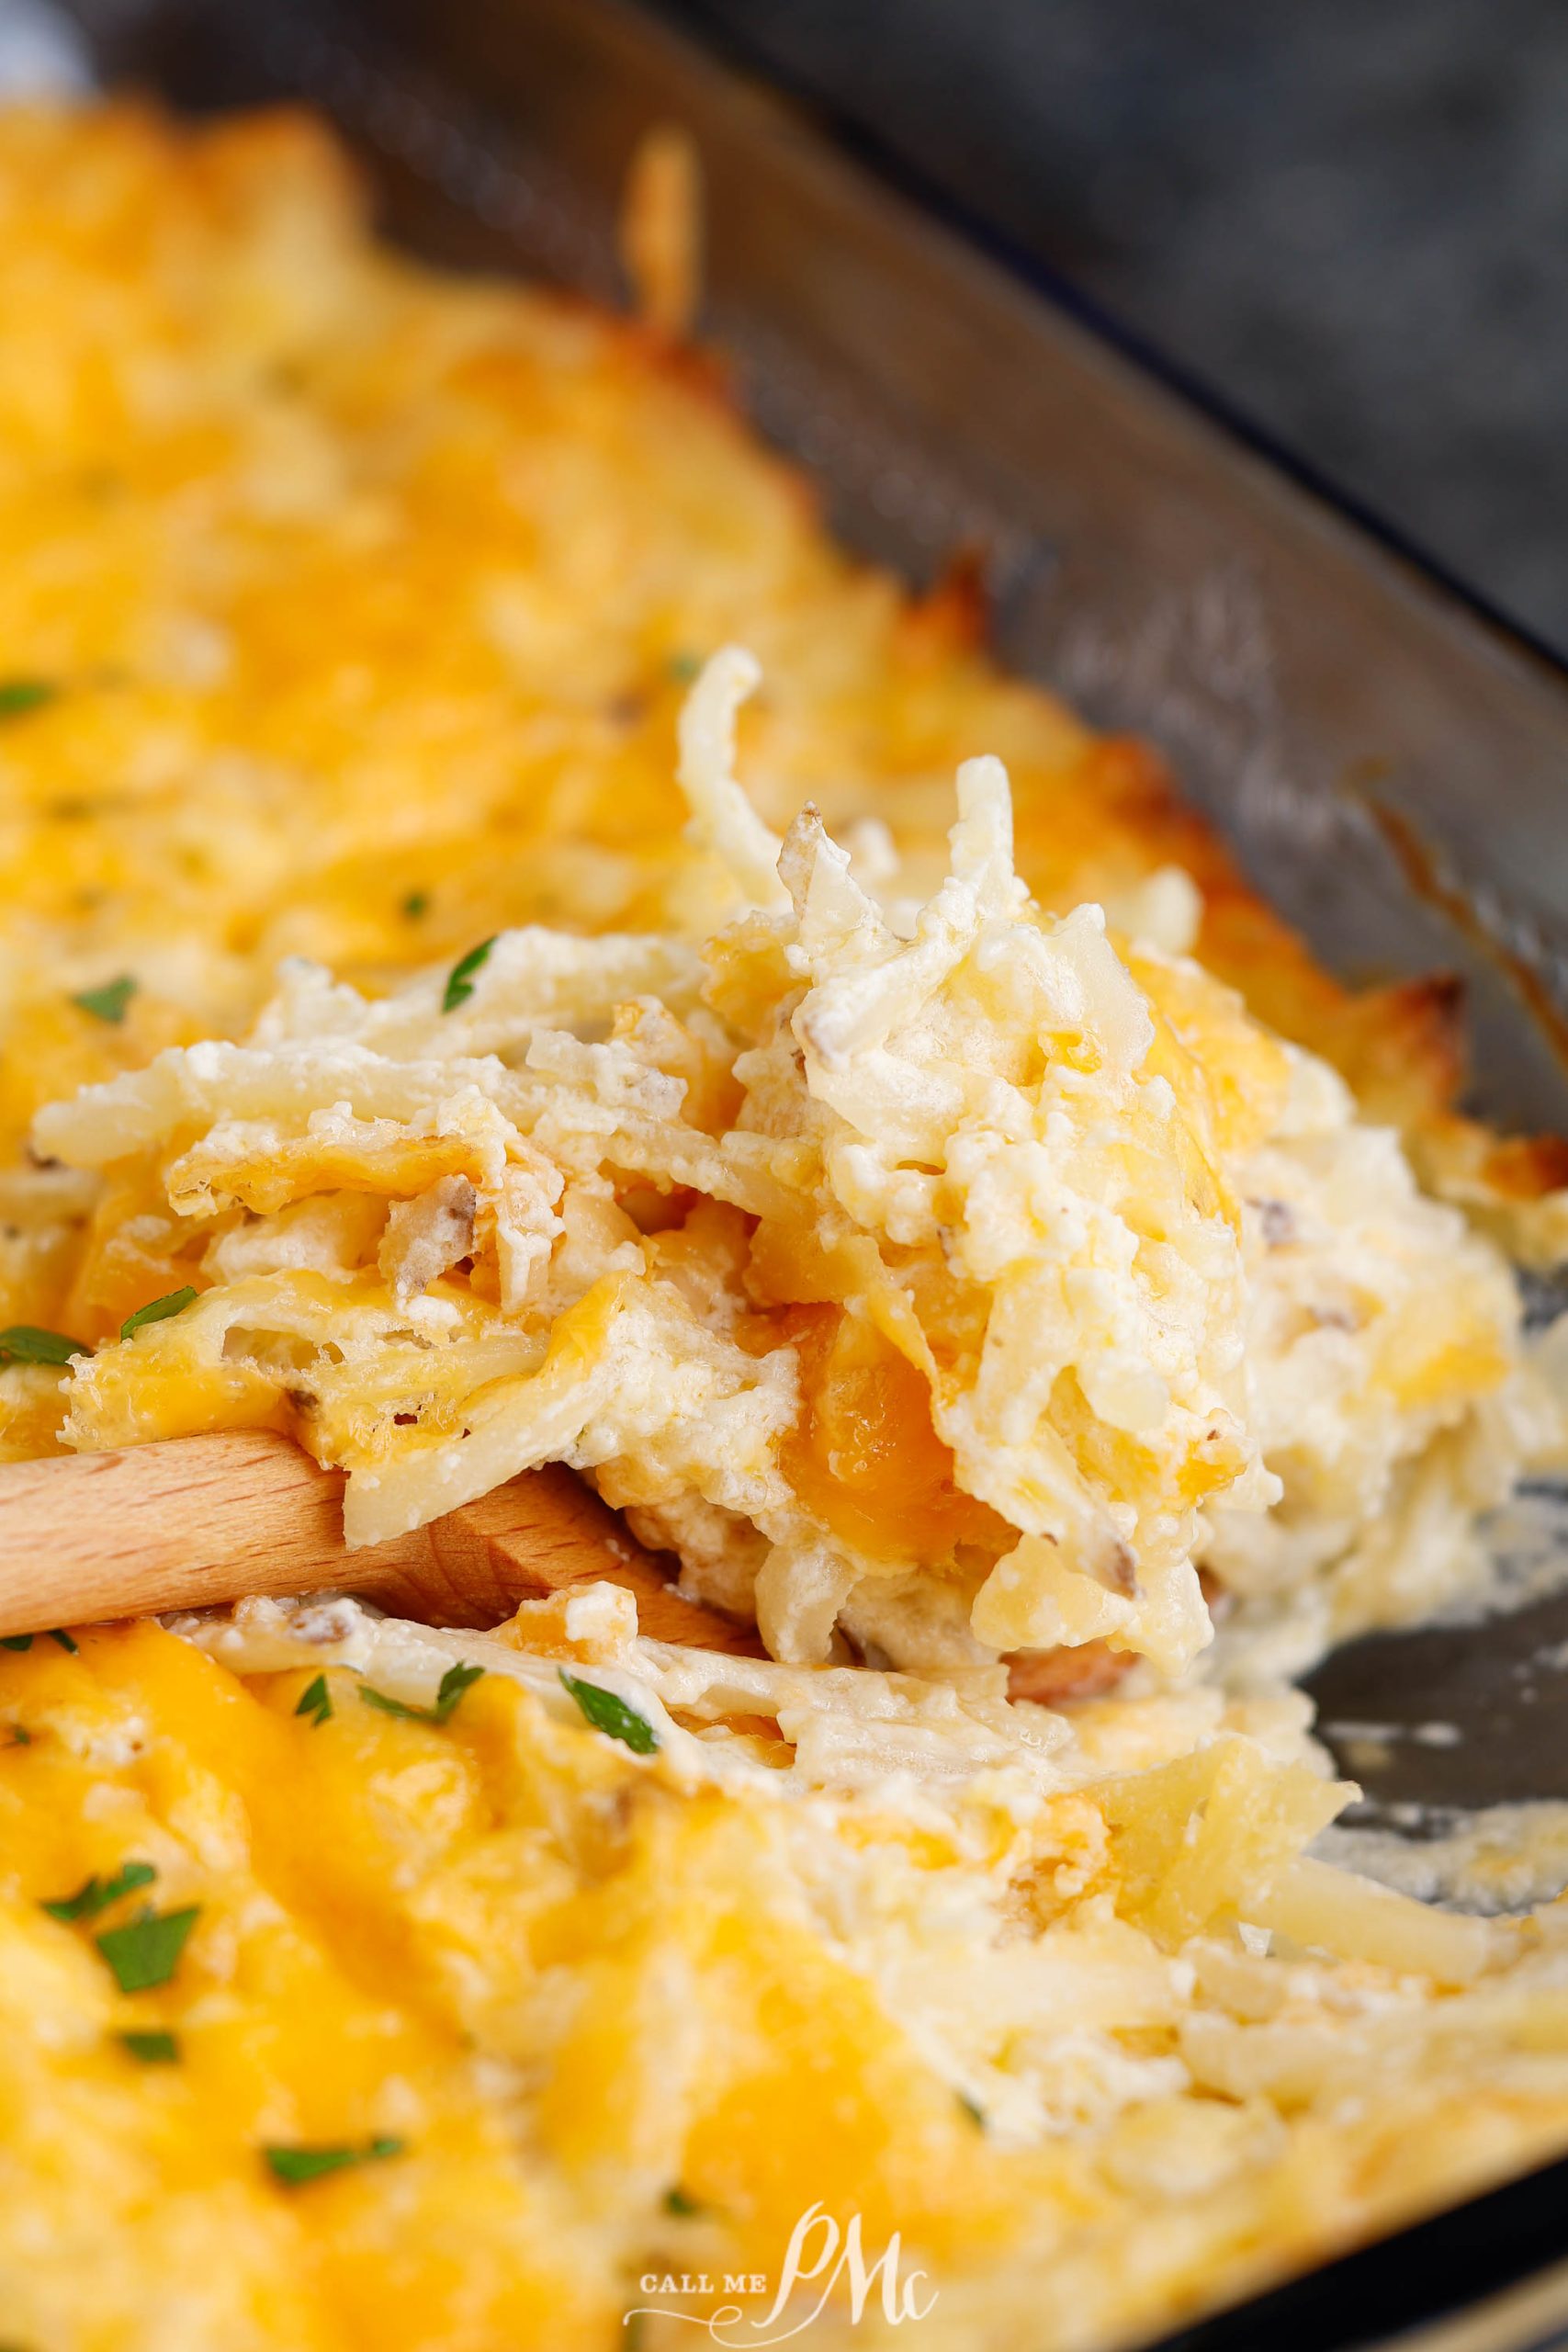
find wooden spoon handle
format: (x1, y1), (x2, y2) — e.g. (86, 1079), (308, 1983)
(0, 1429), (760, 1653)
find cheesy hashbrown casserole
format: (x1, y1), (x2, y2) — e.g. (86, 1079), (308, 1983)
(6, 100), (1568, 2352)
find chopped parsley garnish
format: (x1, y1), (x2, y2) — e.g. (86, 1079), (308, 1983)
(119, 2029), (179, 2065)
(0, 677), (57, 720)
(441, 936), (496, 1013)
(0, 1634), (30, 1652)
(957, 2091), (987, 2130)
(96, 1903), (200, 1994)
(49, 1628), (77, 1653)
(42, 1858), (156, 1923)
(430, 1660), (485, 1720)
(295, 1673), (333, 1727)
(400, 889), (430, 920)
(558, 1668), (659, 1756)
(0, 1325), (88, 1368)
(358, 1684), (423, 1723)
(359, 1660), (485, 1727)
(264, 2136), (405, 2186)
(6, 1724), (29, 1747)
(120, 1286), (197, 1341)
(71, 974), (137, 1024)
(663, 2185), (704, 2217)
(666, 650), (702, 684)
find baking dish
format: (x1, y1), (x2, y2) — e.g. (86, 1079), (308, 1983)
(36, 0), (1568, 2340)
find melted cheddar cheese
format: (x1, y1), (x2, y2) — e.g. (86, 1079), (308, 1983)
(11, 1610), (1568, 2352)
(2, 100), (1568, 2352)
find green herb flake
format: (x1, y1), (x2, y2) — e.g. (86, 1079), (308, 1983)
(43, 1858), (156, 1924)
(666, 650), (702, 684)
(49, 1628), (78, 1653)
(558, 1668), (660, 1756)
(71, 973), (137, 1025)
(663, 2185), (704, 2217)
(120, 1286), (198, 1342)
(957, 2091), (987, 2130)
(400, 889), (430, 920)
(96, 1903), (199, 1994)
(0, 1325), (88, 1368)
(295, 1673), (333, 1728)
(359, 1662), (484, 1728)
(358, 1682), (424, 1723)
(0, 677), (57, 721)
(432, 1660), (485, 1723)
(0, 1634), (30, 1652)
(264, 2135), (405, 2187)
(6, 1724), (29, 1747)
(441, 935), (497, 1013)
(119, 2029), (179, 2065)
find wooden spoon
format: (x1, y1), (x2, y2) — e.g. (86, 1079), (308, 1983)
(0, 1432), (1129, 1702)
(0, 1429), (761, 1654)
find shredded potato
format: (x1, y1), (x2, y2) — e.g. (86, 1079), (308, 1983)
(33, 650), (1557, 1686)
(3, 100), (1568, 2352)
(11, 1598), (1568, 2352)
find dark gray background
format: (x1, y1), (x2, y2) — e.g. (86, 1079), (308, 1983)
(678, 0), (1568, 656)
